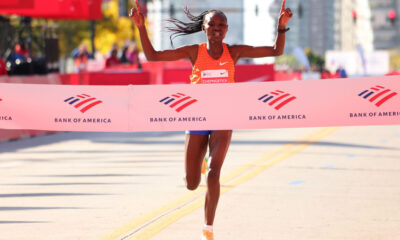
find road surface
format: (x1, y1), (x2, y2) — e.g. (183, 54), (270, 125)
(0, 126), (399, 240)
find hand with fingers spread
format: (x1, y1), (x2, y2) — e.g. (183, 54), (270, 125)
(278, 0), (293, 29)
(130, 0), (145, 27)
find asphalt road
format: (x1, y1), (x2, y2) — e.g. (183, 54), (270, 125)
(0, 126), (399, 240)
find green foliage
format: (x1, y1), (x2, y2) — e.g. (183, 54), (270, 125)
(55, 0), (136, 57)
(276, 48), (325, 71)
(305, 48), (325, 71)
(389, 49), (400, 70)
(275, 54), (301, 69)
(2, 0), (152, 59)
(56, 20), (92, 57)
(2, 17), (48, 57)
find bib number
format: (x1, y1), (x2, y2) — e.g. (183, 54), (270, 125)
(201, 69), (229, 84)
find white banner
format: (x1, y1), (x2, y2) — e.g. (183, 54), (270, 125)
(1, 76), (400, 132)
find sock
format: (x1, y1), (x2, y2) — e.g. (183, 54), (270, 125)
(203, 224), (213, 233)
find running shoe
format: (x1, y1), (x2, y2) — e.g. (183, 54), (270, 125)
(201, 157), (209, 174)
(201, 229), (214, 240)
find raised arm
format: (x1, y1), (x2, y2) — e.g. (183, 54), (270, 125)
(229, 0), (293, 62)
(130, 0), (196, 63)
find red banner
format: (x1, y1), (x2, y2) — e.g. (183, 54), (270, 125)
(0, 0), (23, 8)
(162, 64), (275, 84)
(0, 0), (102, 20)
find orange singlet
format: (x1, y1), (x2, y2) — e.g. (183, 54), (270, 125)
(190, 42), (235, 84)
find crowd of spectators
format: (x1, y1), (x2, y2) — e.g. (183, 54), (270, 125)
(72, 42), (142, 73)
(105, 42), (141, 69)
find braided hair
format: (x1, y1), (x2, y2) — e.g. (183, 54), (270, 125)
(166, 6), (226, 47)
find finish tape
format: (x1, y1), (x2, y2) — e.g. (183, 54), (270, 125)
(0, 76), (399, 132)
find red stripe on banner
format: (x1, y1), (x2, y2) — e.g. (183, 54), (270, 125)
(276, 90), (285, 93)
(169, 96), (191, 108)
(82, 94), (91, 97)
(369, 89), (391, 102)
(77, 95), (86, 98)
(269, 93), (290, 106)
(376, 85), (385, 89)
(74, 98), (96, 108)
(80, 101), (103, 113)
(172, 94), (181, 98)
(177, 93), (186, 96)
(275, 96), (297, 110)
(175, 99), (197, 112)
(371, 88), (380, 91)
(375, 92), (398, 107)
(271, 92), (279, 95)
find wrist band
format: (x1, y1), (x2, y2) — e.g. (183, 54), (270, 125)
(278, 28), (290, 33)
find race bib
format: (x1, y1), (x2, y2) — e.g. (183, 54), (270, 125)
(201, 69), (229, 84)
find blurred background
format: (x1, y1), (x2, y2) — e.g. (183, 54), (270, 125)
(0, 0), (400, 81)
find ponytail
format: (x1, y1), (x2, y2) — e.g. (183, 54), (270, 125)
(166, 6), (224, 47)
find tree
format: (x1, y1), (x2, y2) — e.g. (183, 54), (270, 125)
(56, 0), (137, 57)
(275, 48), (325, 72)
(305, 48), (325, 72)
(275, 55), (302, 70)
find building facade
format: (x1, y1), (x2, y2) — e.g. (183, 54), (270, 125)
(146, 0), (389, 59)
(369, 0), (400, 50)
(147, 0), (244, 50)
(270, 0), (374, 55)
(243, 0), (278, 63)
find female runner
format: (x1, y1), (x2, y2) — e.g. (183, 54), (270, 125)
(131, 1), (292, 239)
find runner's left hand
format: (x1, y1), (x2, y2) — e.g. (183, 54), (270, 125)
(278, 0), (293, 28)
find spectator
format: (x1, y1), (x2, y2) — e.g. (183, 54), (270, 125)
(6, 44), (31, 75)
(120, 46), (130, 64)
(9, 44), (28, 63)
(0, 57), (7, 76)
(321, 69), (331, 79)
(72, 43), (92, 73)
(127, 43), (142, 69)
(336, 66), (348, 78)
(15, 42), (30, 59)
(106, 42), (118, 58)
(105, 49), (120, 68)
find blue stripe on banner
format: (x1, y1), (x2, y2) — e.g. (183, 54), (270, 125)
(64, 97), (74, 102)
(165, 98), (175, 104)
(364, 91), (374, 99)
(359, 90), (368, 96)
(258, 94), (268, 101)
(69, 99), (80, 105)
(263, 96), (274, 103)
(160, 97), (169, 103)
